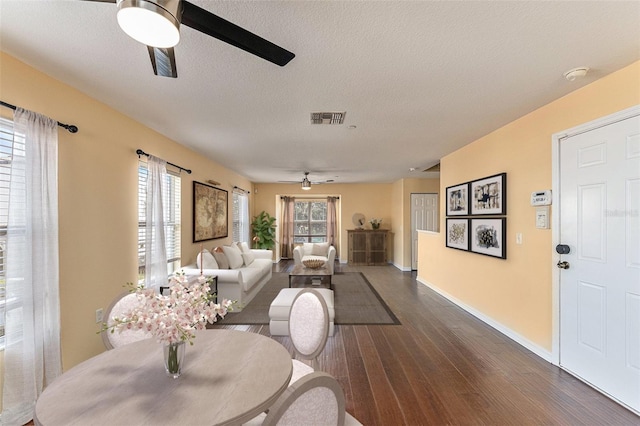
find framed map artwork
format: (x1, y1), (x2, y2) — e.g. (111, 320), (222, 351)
(193, 181), (228, 242)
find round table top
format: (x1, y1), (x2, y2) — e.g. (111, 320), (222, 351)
(35, 329), (293, 426)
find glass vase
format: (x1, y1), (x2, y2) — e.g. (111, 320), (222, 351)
(163, 341), (186, 378)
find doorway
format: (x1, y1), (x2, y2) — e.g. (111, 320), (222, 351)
(411, 193), (438, 270)
(553, 105), (640, 413)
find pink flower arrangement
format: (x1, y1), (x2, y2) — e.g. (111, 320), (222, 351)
(106, 273), (234, 345)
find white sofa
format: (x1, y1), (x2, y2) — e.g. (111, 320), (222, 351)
(182, 243), (273, 311)
(293, 242), (336, 275)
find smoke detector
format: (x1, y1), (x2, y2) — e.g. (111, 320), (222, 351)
(563, 67), (589, 81)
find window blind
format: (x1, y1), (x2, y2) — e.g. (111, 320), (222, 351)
(293, 200), (327, 243)
(0, 117), (25, 347)
(233, 190), (249, 243)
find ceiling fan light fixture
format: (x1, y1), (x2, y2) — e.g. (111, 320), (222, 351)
(117, 0), (181, 48)
(301, 178), (311, 190)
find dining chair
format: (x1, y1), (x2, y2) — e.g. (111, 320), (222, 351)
(288, 288), (330, 384)
(243, 372), (363, 426)
(101, 292), (151, 350)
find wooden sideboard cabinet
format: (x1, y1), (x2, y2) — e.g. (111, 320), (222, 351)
(348, 229), (388, 266)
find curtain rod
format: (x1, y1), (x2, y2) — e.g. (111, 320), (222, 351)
(233, 186), (250, 194)
(136, 149), (192, 174)
(281, 196), (339, 199)
(1, 100), (78, 133)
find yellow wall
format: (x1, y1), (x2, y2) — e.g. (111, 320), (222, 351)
(4, 42), (638, 391)
(391, 180), (404, 267)
(418, 60), (640, 353)
(0, 52), (253, 370)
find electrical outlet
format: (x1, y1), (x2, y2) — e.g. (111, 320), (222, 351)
(95, 308), (103, 324)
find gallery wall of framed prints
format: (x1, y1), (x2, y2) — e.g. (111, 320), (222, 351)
(445, 173), (507, 259)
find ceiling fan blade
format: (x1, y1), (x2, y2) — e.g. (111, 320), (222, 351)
(181, 1), (295, 67)
(147, 46), (178, 78)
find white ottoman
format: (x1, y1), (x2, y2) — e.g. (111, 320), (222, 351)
(269, 288), (335, 336)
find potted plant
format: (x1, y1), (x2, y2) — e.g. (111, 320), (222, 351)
(251, 211), (277, 250)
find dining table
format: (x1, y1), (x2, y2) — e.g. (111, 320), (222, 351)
(34, 329), (293, 426)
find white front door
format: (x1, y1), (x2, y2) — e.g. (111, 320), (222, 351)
(559, 112), (640, 412)
(411, 193), (438, 270)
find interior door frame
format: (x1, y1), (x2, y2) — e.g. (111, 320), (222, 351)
(411, 193), (438, 270)
(551, 104), (640, 366)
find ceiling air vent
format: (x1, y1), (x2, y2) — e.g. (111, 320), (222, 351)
(311, 112), (346, 125)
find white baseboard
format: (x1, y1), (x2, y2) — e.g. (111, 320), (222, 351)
(393, 263), (412, 272)
(416, 277), (553, 363)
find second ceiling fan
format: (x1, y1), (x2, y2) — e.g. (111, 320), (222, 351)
(87, 0), (295, 78)
(280, 172), (335, 190)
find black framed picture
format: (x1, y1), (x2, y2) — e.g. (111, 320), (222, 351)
(446, 182), (470, 216)
(446, 218), (470, 251)
(470, 218), (506, 259)
(470, 173), (506, 215)
(193, 181), (228, 242)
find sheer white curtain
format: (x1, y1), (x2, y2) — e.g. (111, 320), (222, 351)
(144, 155), (168, 291)
(2, 108), (62, 425)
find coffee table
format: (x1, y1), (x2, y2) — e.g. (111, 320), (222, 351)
(289, 264), (333, 290)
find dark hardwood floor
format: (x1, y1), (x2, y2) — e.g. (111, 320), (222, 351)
(214, 260), (640, 425)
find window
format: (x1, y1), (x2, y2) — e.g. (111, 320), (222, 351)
(137, 162), (181, 281)
(232, 190), (249, 243)
(294, 200), (327, 243)
(0, 117), (24, 347)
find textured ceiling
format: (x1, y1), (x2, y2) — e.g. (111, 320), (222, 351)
(1, 0), (639, 184)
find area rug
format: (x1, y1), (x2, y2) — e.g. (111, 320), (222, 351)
(217, 272), (400, 326)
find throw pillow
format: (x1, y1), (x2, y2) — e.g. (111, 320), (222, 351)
(302, 242), (314, 256)
(222, 244), (244, 269)
(237, 241), (251, 254)
(311, 242), (329, 256)
(197, 249), (219, 270)
(242, 251), (255, 266)
(212, 250), (230, 269)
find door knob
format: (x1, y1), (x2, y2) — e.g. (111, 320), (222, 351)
(557, 261), (570, 270)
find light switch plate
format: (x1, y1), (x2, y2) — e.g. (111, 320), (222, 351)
(536, 206), (550, 229)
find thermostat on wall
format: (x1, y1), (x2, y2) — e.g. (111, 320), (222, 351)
(531, 190), (552, 206)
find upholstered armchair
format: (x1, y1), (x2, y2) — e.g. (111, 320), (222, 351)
(293, 242), (336, 274)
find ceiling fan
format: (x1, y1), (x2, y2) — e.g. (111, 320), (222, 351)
(86, 0), (295, 78)
(279, 172), (335, 190)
